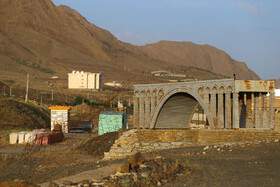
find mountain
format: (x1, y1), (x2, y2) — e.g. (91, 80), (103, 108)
(0, 0), (260, 89)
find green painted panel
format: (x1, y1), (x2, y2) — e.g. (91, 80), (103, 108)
(98, 113), (126, 135)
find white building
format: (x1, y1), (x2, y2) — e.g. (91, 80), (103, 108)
(68, 71), (103, 89)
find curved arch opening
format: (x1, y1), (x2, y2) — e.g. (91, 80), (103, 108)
(154, 92), (199, 129)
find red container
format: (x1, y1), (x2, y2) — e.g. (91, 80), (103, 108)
(35, 132), (64, 145)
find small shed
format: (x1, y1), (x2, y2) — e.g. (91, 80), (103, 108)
(49, 106), (70, 133)
(98, 111), (127, 135)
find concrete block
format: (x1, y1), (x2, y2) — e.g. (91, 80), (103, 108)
(25, 132), (36, 144)
(18, 132), (28, 144)
(9, 133), (19, 144)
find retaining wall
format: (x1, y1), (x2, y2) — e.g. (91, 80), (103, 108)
(103, 129), (280, 160)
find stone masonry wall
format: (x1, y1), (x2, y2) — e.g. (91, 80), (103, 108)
(103, 129), (280, 160)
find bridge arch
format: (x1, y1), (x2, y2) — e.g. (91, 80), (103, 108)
(150, 88), (215, 129)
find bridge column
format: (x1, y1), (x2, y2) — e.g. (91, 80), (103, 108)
(203, 93), (209, 110)
(232, 92), (240, 129)
(139, 95), (145, 129)
(254, 93), (260, 128)
(225, 92), (231, 129)
(246, 92), (252, 128)
(151, 96), (155, 116)
(269, 91), (275, 129)
(238, 93), (246, 128)
(145, 95), (151, 128)
(211, 93), (216, 118)
(261, 93), (268, 128)
(218, 93), (224, 129)
(133, 96), (139, 128)
(210, 93), (217, 127)
(151, 95), (157, 117)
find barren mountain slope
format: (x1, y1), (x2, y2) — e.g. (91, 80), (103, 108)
(138, 41), (259, 80)
(0, 0), (259, 87)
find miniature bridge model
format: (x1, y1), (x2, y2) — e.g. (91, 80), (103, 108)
(133, 79), (275, 130)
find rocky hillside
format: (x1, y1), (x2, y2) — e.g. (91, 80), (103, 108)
(0, 96), (49, 129)
(0, 0), (259, 87)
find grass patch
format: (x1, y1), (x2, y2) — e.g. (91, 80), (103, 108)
(13, 59), (55, 74)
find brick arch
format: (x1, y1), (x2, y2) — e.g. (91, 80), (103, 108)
(227, 86), (233, 93)
(198, 87), (204, 96)
(134, 90), (140, 96)
(219, 86), (225, 93)
(150, 88), (215, 129)
(146, 90), (152, 96)
(158, 89), (164, 101)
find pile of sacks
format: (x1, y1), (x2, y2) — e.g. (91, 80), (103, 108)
(9, 129), (64, 145)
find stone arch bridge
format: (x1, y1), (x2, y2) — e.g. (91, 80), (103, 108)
(133, 79), (275, 130)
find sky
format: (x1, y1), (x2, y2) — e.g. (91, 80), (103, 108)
(52, 0), (280, 80)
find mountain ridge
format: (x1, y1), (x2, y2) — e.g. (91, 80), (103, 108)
(0, 0), (260, 87)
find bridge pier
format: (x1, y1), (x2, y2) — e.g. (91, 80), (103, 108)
(225, 92), (232, 129)
(254, 93), (260, 128)
(145, 94), (151, 128)
(269, 91), (275, 129)
(139, 95), (145, 129)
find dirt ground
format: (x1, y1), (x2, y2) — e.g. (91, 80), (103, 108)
(0, 113), (279, 186)
(0, 135), (280, 186)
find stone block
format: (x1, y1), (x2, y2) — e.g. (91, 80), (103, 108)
(9, 133), (19, 144)
(114, 163), (130, 173)
(115, 149), (127, 153)
(159, 143), (171, 147)
(171, 142), (183, 146)
(104, 152), (110, 158)
(141, 143), (150, 146)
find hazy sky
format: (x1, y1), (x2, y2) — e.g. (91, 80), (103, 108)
(53, 0), (280, 79)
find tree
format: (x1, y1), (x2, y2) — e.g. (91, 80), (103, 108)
(73, 96), (83, 106)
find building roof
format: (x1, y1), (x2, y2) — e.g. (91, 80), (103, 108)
(48, 106), (70, 110)
(100, 111), (124, 115)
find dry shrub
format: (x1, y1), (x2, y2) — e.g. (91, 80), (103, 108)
(150, 159), (192, 182)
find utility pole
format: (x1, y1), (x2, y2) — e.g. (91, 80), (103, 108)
(51, 90), (54, 101)
(25, 73), (29, 103)
(9, 86), (12, 97)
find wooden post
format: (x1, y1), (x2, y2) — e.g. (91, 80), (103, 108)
(51, 90), (54, 101)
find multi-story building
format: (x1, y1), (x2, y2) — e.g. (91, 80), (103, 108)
(68, 71), (103, 89)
